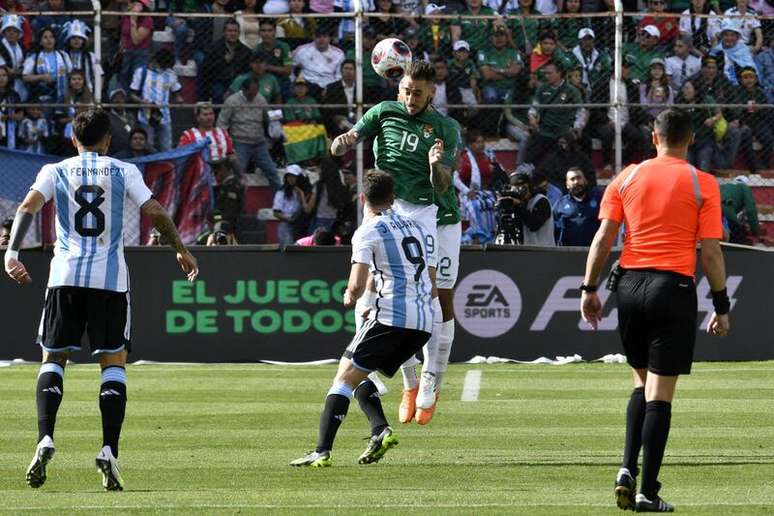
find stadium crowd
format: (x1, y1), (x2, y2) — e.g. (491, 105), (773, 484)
(0, 0), (770, 245)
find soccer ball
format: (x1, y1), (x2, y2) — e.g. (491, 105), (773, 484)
(371, 38), (412, 79)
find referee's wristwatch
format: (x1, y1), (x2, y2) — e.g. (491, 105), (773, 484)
(579, 283), (597, 293)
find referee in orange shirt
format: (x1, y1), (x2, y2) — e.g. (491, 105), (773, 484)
(580, 109), (731, 513)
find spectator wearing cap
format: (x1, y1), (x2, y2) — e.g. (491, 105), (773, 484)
(0, 64), (22, 149)
(31, 0), (72, 48)
(503, 0), (545, 55)
(712, 20), (760, 85)
(278, 0), (318, 43)
(419, 4), (452, 59)
(666, 35), (701, 90)
(478, 24), (523, 104)
(179, 102), (239, 170)
(452, 0), (496, 55)
(553, 166), (602, 246)
(555, 0), (589, 52)
(530, 30), (574, 84)
(292, 27), (344, 98)
(732, 66), (772, 172)
(116, 0), (153, 92)
(107, 87), (136, 156)
(273, 164), (314, 244)
(234, 0), (263, 50)
(257, 20), (293, 97)
(0, 15), (27, 100)
(571, 28), (612, 95)
(210, 158), (245, 227)
(623, 25), (665, 82)
(218, 76), (282, 191)
(679, 0), (721, 55)
(449, 40), (481, 104)
(115, 127), (157, 159)
(370, 0), (408, 40)
(722, 0), (763, 52)
(345, 26), (382, 92)
(754, 34), (774, 103)
(720, 175), (761, 243)
(22, 27), (72, 105)
(0, 1), (32, 51)
(639, 0), (680, 51)
(229, 50), (282, 103)
(284, 74), (322, 122)
(64, 20), (101, 95)
(202, 19), (253, 103)
(129, 48), (182, 152)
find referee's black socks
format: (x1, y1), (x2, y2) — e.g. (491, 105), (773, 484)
(622, 386), (646, 477)
(355, 379), (388, 437)
(99, 366), (127, 458)
(316, 383), (353, 453)
(36, 362), (65, 442)
(640, 400), (672, 498)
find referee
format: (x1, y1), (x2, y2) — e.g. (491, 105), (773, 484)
(580, 109), (730, 513)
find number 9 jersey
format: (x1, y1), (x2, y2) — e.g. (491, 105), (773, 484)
(30, 152), (153, 292)
(351, 210), (435, 334)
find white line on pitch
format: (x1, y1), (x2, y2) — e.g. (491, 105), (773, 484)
(461, 370), (482, 401)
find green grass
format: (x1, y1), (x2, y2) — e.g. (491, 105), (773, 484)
(1, 362), (773, 514)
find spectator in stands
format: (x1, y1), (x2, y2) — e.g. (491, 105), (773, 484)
(623, 25), (665, 82)
(555, 0), (590, 52)
(0, 217), (11, 246)
(734, 66), (772, 172)
(504, 0), (543, 55)
(344, 26), (382, 96)
(229, 49), (282, 103)
(721, 175), (761, 243)
(370, 0), (407, 40)
(454, 128), (501, 199)
(308, 156), (349, 231)
(639, 0), (679, 52)
(336, 0), (375, 47)
(0, 15), (27, 100)
(712, 21), (760, 85)
(257, 20), (294, 99)
(210, 0), (236, 43)
(107, 87), (135, 156)
(679, 0), (721, 56)
(553, 166), (601, 246)
(234, 0), (262, 50)
(211, 158), (244, 226)
(687, 53), (735, 101)
(449, 40), (481, 104)
(431, 57), (462, 119)
(23, 27), (71, 105)
(567, 64), (590, 126)
(309, 0), (335, 36)
(570, 28), (611, 96)
(179, 102), (239, 169)
(116, 127), (156, 158)
(451, 0), (495, 55)
(403, 26), (430, 63)
(54, 68), (93, 154)
(164, 0), (211, 68)
(321, 59), (377, 137)
(18, 103), (49, 153)
(536, 131), (595, 191)
(117, 0), (153, 93)
(523, 61), (585, 167)
(639, 58), (674, 121)
(478, 24), (523, 104)
(284, 74), (322, 122)
(130, 48), (182, 152)
(755, 34), (774, 102)
(530, 30), (573, 83)
(295, 227), (341, 246)
(273, 165), (313, 244)
(202, 19), (253, 103)
(678, 79), (718, 171)
(218, 76), (282, 191)
(278, 0), (317, 44)
(531, 165), (563, 208)
(64, 20), (100, 96)
(264, 0), (290, 13)
(292, 26), (344, 98)
(1, 1), (32, 51)
(722, 0), (764, 53)
(503, 80), (532, 162)
(0, 64), (22, 149)
(420, 3), (452, 59)
(666, 35), (702, 91)
(31, 0), (71, 48)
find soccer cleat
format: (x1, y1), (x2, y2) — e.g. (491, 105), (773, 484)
(415, 391), (439, 425)
(289, 450), (332, 467)
(614, 468), (636, 511)
(358, 427), (399, 464)
(398, 387), (418, 424)
(95, 446), (124, 491)
(635, 493), (674, 512)
(416, 371), (438, 410)
(26, 435), (55, 488)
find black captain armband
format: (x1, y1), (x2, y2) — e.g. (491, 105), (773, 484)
(711, 288), (731, 315)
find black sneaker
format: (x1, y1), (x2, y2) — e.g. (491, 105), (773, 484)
(635, 493), (674, 512)
(614, 468), (636, 511)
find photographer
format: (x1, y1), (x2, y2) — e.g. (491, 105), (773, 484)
(211, 158), (244, 228)
(495, 171), (555, 246)
(193, 211), (239, 246)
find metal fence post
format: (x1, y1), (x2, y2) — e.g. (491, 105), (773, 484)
(354, 1), (364, 226)
(92, 0), (103, 104)
(613, 0), (623, 174)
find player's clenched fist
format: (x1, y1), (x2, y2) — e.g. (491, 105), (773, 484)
(428, 139), (444, 165)
(331, 130), (359, 156)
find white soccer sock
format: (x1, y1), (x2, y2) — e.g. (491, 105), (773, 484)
(400, 355), (420, 390)
(434, 319), (455, 390)
(354, 290), (376, 333)
(421, 297), (443, 377)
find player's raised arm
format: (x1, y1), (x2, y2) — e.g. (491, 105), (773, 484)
(428, 139), (452, 194)
(330, 129), (360, 156)
(4, 189), (47, 284)
(140, 199), (199, 282)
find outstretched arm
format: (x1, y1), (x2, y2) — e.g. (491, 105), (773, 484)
(4, 189), (46, 284)
(330, 129), (360, 156)
(140, 199), (199, 281)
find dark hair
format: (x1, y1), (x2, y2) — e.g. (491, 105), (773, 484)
(341, 59), (355, 71)
(36, 27), (56, 50)
(154, 48), (175, 69)
(130, 126), (148, 140)
(363, 169), (394, 206)
(405, 60), (436, 83)
(543, 60), (563, 75)
(466, 128), (483, 144)
(311, 227), (336, 245)
(72, 108), (110, 147)
(241, 76), (260, 92)
(2, 217), (13, 231)
(653, 108), (693, 146)
(259, 18), (276, 28)
(566, 166), (584, 179)
(538, 30), (557, 42)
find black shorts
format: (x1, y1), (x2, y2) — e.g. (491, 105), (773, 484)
(617, 269), (697, 376)
(37, 287), (131, 355)
(343, 319), (431, 377)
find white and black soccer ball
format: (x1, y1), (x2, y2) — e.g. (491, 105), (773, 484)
(371, 38), (412, 80)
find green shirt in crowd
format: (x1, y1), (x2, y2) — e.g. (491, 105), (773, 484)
(284, 96), (322, 123)
(623, 42), (665, 82)
(346, 48), (381, 88)
(229, 72), (281, 101)
(453, 7), (495, 54)
(532, 80), (583, 138)
(477, 45), (523, 90)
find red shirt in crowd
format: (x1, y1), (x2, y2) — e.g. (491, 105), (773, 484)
(457, 151), (493, 190)
(638, 16), (679, 46)
(179, 127), (234, 162)
(120, 14), (153, 51)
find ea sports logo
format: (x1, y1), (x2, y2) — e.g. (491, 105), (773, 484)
(453, 270), (521, 338)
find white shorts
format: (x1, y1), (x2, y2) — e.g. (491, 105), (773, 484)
(436, 222), (462, 289)
(392, 199), (439, 268)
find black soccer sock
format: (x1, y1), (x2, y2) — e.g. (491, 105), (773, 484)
(622, 386), (646, 477)
(355, 379), (389, 436)
(99, 366), (127, 458)
(315, 383), (353, 453)
(640, 400), (672, 498)
(36, 362), (65, 442)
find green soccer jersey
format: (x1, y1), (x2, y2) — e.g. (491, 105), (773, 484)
(353, 101), (460, 209)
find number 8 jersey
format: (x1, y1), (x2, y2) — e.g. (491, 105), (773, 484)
(30, 152), (153, 292)
(351, 210), (435, 334)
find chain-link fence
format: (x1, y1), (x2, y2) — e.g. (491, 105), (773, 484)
(0, 4), (772, 246)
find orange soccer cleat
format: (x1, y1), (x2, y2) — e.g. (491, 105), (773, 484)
(415, 392), (440, 425)
(398, 387), (418, 423)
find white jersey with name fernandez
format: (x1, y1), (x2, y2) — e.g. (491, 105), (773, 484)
(30, 152), (153, 292)
(351, 210), (434, 334)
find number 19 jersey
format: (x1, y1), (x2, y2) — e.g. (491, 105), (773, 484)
(30, 151), (153, 293)
(351, 210), (434, 334)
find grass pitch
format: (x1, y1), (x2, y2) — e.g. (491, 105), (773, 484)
(0, 361), (773, 514)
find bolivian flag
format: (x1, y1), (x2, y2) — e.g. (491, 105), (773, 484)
(283, 122), (328, 164)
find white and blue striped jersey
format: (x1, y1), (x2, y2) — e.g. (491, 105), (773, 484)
(30, 152), (153, 293)
(351, 210), (434, 333)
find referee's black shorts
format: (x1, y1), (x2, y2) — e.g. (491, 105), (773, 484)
(343, 319), (431, 377)
(616, 269), (697, 376)
(37, 287), (132, 355)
